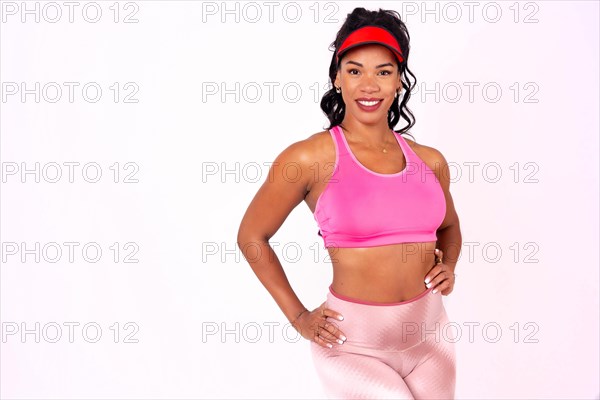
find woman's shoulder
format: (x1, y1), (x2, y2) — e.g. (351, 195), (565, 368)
(402, 134), (448, 173)
(271, 129), (332, 167)
(305, 128), (332, 143)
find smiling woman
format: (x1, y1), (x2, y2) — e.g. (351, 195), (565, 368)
(237, 6), (462, 400)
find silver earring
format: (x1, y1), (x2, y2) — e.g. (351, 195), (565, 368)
(335, 87), (341, 94)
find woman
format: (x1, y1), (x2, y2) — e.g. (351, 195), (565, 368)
(237, 7), (461, 400)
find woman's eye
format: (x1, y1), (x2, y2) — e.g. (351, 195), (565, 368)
(347, 69), (392, 75)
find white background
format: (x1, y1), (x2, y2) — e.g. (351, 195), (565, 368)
(1, 1), (599, 399)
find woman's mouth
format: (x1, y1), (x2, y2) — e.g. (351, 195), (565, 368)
(356, 99), (382, 112)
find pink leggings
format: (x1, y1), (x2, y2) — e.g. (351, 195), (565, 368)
(310, 284), (456, 399)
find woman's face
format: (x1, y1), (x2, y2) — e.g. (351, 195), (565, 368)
(334, 44), (402, 125)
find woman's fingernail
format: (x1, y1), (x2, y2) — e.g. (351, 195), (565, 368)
(340, 335), (346, 341)
(327, 343), (333, 348)
(424, 277), (430, 284)
(338, 315), (344, 321)
(432, 289), (438, 294)
(337, 339), (344, 344)
(426, 283), (432, 288)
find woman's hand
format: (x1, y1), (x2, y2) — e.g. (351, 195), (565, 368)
(424, 248), (456, 296)
(291, 302), (347, 349)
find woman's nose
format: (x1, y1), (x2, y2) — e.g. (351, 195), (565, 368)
(359, 74), (379, 91)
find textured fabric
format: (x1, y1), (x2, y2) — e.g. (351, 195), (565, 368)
(313, 125), (447, 248)
(310, 285), (456, 399)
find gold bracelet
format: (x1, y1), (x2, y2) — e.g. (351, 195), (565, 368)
(291, 308), (308, 325)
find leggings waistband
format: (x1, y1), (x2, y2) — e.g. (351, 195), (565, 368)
(328, 284), (434, 307)
(324, 284), (446, 352)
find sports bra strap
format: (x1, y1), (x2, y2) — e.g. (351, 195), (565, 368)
(331, 125), (349, 157)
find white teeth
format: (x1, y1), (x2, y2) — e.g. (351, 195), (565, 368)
(358, 100), (381, 106)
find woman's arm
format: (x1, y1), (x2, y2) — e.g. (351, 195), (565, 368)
(431, 147), (462, 272)
(237, 138), (315, 324)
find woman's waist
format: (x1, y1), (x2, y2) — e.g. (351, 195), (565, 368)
(330, 259), (434, 301)
(324, 286), (447, 351)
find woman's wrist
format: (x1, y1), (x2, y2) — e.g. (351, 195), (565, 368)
(290, 307), (308, 326)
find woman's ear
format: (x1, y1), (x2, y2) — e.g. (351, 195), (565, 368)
(333, 71), (341, 90)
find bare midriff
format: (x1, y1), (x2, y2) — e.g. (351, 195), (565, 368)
(325, 241), (437, 303)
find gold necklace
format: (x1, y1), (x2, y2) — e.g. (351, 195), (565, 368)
(360, 141), (389, 153)
(342, 126), (390, 153)
(366, 140), (390, 153)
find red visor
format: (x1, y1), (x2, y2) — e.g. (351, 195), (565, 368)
(336, 25), (404, 64)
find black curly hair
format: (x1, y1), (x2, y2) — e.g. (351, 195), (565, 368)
(320, 7), (417, 140)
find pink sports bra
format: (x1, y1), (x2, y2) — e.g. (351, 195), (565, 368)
(313, 125), (446, 248)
